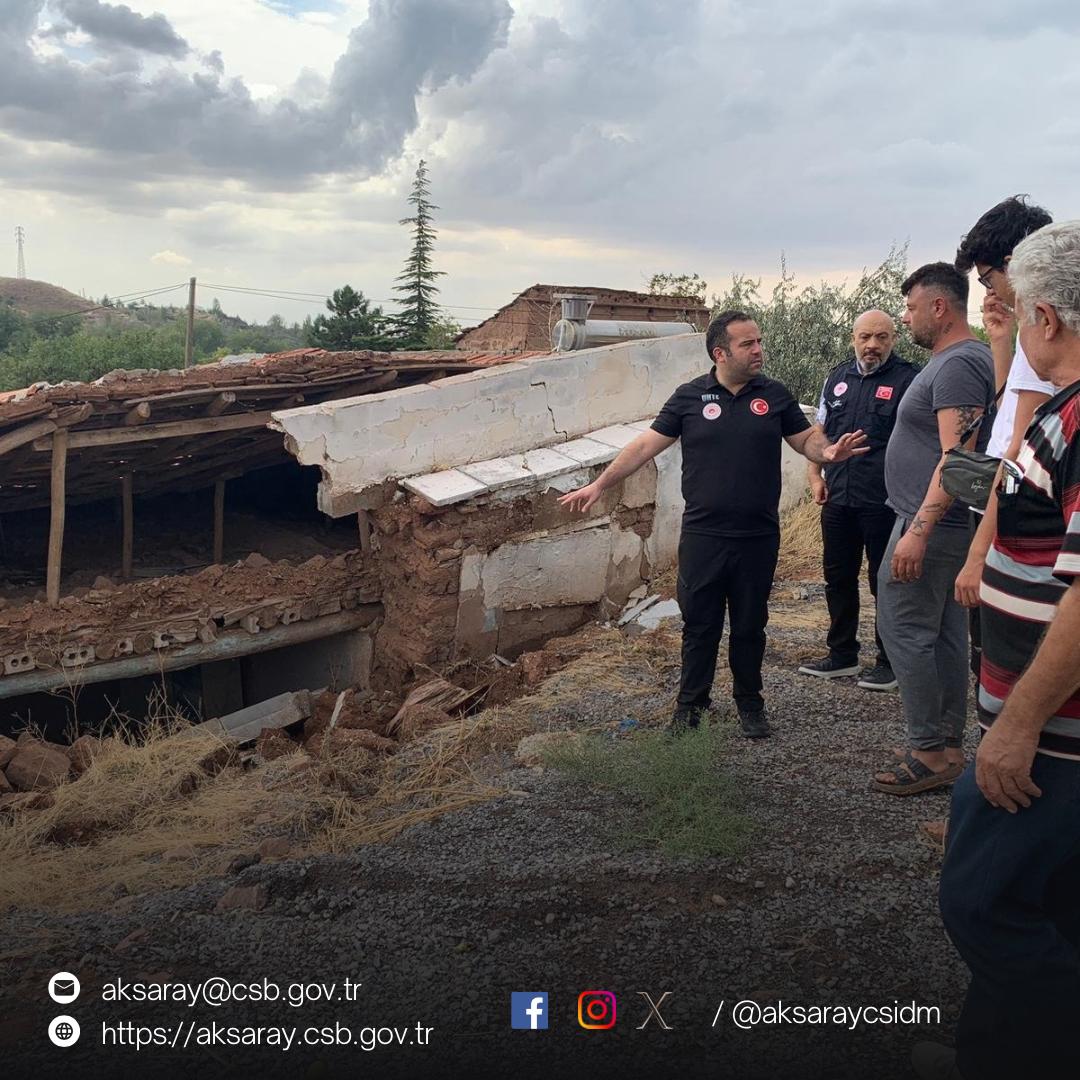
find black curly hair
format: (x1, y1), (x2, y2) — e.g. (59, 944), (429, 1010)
(955, 195), (1052, 274)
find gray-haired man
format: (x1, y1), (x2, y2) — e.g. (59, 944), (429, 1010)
(914, 221), (1080, 1080)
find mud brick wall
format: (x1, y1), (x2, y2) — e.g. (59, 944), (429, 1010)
(371, 476), (656, 683)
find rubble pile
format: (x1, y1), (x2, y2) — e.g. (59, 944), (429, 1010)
(0, 552), (378, 680)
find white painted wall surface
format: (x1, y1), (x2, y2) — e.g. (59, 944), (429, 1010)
(271, 334), (709, 517)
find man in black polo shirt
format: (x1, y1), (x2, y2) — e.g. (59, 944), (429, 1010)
(558, 310), (867, 738)
(799, 310), (918, 690)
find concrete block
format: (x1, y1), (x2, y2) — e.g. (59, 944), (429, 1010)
(586, 424), (641, 450)
(627, 419), (657, 433)
(458, 457), (533, 491)
(401, 469), (487, 507)
(471, 528), (615, 610)
(556, 438), (618, 467)
(196, 690), (313, 745)
(620, 460), (657, 509)
(519, 447), (580, 480)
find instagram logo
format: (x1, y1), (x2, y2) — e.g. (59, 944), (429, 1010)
(577, 990), (617, 1029)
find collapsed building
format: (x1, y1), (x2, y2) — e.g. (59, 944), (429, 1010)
(0, 335), (811, 742)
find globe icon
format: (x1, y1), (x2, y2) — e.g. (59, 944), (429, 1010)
(55, 1022), (73, 1041)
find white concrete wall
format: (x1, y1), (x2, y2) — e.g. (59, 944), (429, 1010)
(271, 334), (708, 517)
(454, 520), (646, 658)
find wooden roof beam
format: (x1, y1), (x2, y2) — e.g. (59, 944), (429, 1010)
(32, 410), (272, 450)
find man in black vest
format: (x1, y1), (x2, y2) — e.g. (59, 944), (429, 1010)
(799, 310), (919, 690)
(558, 311), (867, 739)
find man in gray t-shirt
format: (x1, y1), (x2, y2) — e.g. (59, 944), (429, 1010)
(884, 340), (994, 528)
(873, 264), (994, 796)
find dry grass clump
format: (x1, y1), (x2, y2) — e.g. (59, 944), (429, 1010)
(777, 496), (824, 581)
(0, 708), (502, 911)
(0, 581), (734, 912)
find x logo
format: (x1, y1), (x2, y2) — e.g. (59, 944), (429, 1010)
(636, 991), (674, 1030)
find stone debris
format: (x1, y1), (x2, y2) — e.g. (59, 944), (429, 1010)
(4, 739), (72, 791)
(215, 884), (268, 913)
(257, 837), (290, 860)
(622, 597), (682, 635)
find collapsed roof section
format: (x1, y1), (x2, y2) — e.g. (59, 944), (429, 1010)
(0, 347), (525, 514)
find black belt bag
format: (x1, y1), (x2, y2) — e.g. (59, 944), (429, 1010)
(940, 448), (1000, 510)
(939, 385), (1005, 511)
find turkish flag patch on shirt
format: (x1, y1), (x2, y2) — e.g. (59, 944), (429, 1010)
(875, 385), (894, 400)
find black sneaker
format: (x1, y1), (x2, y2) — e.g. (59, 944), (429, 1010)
(857, 663), (898, 691)
(667, 705), (707, 736)
(737, 708), (772, 739)
(797, 656), (860, 678)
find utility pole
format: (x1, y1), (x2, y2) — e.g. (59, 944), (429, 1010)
(184, 276), (196, 368)
(15, 226), (26, 279)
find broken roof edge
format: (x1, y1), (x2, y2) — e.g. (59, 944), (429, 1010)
(455, 284), (711, 343)
(0, 347), (538, 431)
(270, 332), (706, 518)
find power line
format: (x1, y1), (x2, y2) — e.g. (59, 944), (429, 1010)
(202, 281), (503, 314)
(44, 282), (189, 323)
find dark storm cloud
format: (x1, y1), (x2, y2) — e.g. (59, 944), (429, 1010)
(55, 0), (190, 58)
(2, 0), (1078, 280)
(0, 0), (512, 183)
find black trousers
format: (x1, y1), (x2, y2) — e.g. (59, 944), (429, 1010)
(676, 531), (780, 714)
(941, 756), (1080, 1080)
(821, 502), (895, 666)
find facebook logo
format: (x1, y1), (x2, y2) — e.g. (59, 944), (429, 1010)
(511, 992), (549, 1030)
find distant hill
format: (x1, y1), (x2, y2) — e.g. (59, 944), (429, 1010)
(0, 276), (93, 315)
(0, 277), (133, 326)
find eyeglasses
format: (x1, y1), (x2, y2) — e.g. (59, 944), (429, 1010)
(977, 265), (1005, 290)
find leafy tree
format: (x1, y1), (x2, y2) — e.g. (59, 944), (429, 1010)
(391, 159), (445, 349)
(0, 303), (26, 353)
(647, 272), (707, 303)
(710, 247), (929, 405)
(307, 286), (391, 351)
(422, 315), (463, 350)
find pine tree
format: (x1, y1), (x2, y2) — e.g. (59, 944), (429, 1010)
(307, 286), (391, 351)
(392, 159), (445, 349)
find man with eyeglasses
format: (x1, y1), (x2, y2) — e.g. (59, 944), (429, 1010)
(953, 196), (1055, 657)
(912, 220), (1080, 1080)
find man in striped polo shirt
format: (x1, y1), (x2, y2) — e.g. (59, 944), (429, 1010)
(918, 222), (1080, 1080)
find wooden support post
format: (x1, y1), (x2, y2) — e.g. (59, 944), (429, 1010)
(184, 276), (196, 369)
(205, 391), (236, 417)
(213, 478), (226, 564)
(124, 402), (151, 426)
(357, 509), (372, 555)
(121, 474), (133, 581)
(46, 429), (68, 606)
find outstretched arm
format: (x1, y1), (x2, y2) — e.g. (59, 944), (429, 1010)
(786, 424), (869, 465)
(557, 429), (676, 512)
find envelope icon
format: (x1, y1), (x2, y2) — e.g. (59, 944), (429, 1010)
(52, 979), (77, 997)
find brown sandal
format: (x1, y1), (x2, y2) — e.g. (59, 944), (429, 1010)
(872, 751), (962, 796)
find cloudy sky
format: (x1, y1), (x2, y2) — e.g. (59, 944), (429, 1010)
(2, 0), (1078, 326)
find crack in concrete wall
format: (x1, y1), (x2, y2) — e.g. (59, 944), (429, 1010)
(271, 335), (706, 517)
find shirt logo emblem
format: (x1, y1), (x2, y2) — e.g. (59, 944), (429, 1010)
(750, 398), (770, 416)
(702, 403), (722, 420)
(875, 385), (894, 400)
(834, 381), (848, 395)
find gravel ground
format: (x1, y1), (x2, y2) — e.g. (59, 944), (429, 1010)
(0, 588), (973, 1080)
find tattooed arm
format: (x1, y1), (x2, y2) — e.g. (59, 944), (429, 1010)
(890, 405), (984, 583)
